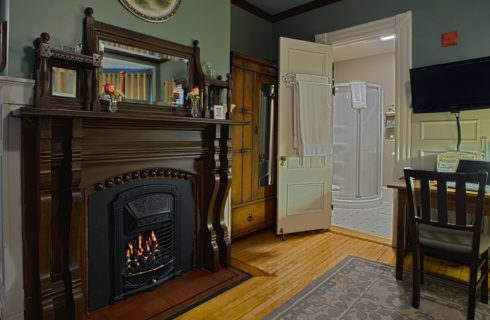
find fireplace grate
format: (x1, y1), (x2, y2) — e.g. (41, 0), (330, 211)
(123, 220), (175, 291)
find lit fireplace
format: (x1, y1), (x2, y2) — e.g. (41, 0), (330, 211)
(126, 231), (163, 273)
(88, 181), (195, 311)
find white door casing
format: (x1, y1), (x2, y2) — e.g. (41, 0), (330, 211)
(277, 37), (333, 235)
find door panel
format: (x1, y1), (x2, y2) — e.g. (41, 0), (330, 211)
(277, 37), (333, 235)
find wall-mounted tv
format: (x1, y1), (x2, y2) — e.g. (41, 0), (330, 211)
(410, 56), (490, 113)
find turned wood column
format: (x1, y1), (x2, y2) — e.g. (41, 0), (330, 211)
(216, 124), (232, 267)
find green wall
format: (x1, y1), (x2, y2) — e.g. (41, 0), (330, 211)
(272, 0), (490, 67)
(230, 5), (273, 61)
(9, 0), (230, 79)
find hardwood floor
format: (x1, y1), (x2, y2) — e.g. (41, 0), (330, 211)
(177, 228), (476, 319)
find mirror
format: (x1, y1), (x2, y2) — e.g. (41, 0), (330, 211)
(98, 40), (189, 106)
(258, 83), (275, 187)
(51, 67), (77, 98)
(84, 8), (201, 111)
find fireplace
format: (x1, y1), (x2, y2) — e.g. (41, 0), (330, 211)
(19, 9), (240, 317)
(88, 177), (195, 311)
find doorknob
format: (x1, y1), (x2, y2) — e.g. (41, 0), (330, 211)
(280, 156), (287, 166)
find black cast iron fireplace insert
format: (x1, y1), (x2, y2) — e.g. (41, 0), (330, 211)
(88, 178), (195, 312)
(112, 185), (182, 302)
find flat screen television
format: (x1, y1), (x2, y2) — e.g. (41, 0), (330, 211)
(410, 56), (490, 113)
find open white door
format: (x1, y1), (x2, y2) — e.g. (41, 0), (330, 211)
(277, 37), (333, 235)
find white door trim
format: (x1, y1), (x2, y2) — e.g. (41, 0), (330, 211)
(315, 11), (412, 180)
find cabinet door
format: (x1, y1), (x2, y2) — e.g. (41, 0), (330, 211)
(231, 66), (244, 206)
(253, 74), (276, 200)
(241, 70), (255, 204)
(231, 66), (255, 206)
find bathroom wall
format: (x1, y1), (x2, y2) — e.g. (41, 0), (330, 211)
(335, 52), (395, 185)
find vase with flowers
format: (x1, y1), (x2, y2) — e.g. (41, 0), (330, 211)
(186, 87), (201, 117)
(99, 83), (124, 112)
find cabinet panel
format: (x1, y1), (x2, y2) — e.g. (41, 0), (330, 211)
(231, 150), (243, 206)
(241, 150), (253, 203)
(231, 198), (275, 239)
(232, 55), (278, 77)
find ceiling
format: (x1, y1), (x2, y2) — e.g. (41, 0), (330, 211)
(243, 0), (316, 15)
(231, 0), (341, 22)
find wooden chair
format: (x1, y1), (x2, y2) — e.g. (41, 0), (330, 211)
(404, 168), (489, 320)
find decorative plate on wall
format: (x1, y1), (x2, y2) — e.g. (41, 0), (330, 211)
(119, 0), (182, 22)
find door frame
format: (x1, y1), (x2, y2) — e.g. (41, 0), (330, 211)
(315, 11), (412, 246)
(315, 11), (412, 180)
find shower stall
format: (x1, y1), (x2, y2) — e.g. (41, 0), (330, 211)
(332, 83), (383, 209)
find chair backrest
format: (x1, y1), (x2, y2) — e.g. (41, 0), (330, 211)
(404, 168), (487, 234)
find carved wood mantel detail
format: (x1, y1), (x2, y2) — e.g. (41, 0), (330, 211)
(17, 108), (242, 319)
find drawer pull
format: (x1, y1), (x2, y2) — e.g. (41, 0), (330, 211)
(247, 213), (253, 222)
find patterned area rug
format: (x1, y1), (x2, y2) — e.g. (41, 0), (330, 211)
(265, 256), (490, 320)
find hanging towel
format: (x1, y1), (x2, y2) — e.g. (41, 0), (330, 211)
(350, 81), (367, 109)
(293, 73), (331, 156)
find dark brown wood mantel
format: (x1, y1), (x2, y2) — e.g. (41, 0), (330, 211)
(17, 107), (245, 319)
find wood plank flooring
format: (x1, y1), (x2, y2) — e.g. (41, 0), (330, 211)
(177, 228), (476, 320)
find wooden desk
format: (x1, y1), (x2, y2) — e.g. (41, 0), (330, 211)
(387, 179), (490, 280)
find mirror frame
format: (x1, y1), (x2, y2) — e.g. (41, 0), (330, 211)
(83, 7), (198, 113)
(34, 32), (102, 110)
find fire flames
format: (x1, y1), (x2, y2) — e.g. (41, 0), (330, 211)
(126, 230), (160, 273)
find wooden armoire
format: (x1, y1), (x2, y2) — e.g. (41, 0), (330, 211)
(231, 52), (278, 239)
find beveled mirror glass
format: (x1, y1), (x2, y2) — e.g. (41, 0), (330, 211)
(258, 83), (275, 187)
(98, 40), (189, 106)
(51, 67), (77, 98)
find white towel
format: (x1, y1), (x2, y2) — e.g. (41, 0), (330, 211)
(293, 73), (331, 156)
(350, 81), (367, 109)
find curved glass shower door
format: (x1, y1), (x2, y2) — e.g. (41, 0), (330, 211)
(333, 83), (382, 200)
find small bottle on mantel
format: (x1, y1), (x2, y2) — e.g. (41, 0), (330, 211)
(481, 136), (488, 160)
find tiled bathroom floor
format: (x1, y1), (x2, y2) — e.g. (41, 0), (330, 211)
(332, 201), (393, 239)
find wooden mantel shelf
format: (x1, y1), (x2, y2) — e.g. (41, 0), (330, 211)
(13, 107), (247, 125)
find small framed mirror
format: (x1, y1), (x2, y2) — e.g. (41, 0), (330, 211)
(34, 31), (101, 109)
(51, 67), (78, 98)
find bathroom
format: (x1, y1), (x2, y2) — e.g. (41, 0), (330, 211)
(331, 35), (396, 240)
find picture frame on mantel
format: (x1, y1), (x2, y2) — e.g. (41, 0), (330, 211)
(119, 0), (182, 22)
(0, 21), (7, 72)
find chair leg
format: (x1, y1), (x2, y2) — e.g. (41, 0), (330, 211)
(468, 263), (478, 320)
(412, 246), (420, 308)
(481, 250), (488, 304)
(420, 250), (424, 284)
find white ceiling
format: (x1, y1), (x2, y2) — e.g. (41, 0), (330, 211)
(243, 0), (315, 15)
(333, 37), (395, 62)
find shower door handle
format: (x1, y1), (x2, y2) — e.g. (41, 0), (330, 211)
(280, 156), (287, 166)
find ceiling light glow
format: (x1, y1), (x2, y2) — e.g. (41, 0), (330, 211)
(380, 35), (396, 41)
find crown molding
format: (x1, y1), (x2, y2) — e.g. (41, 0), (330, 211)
(231, 0), (342, 23)
(231, 0), (273, 22)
